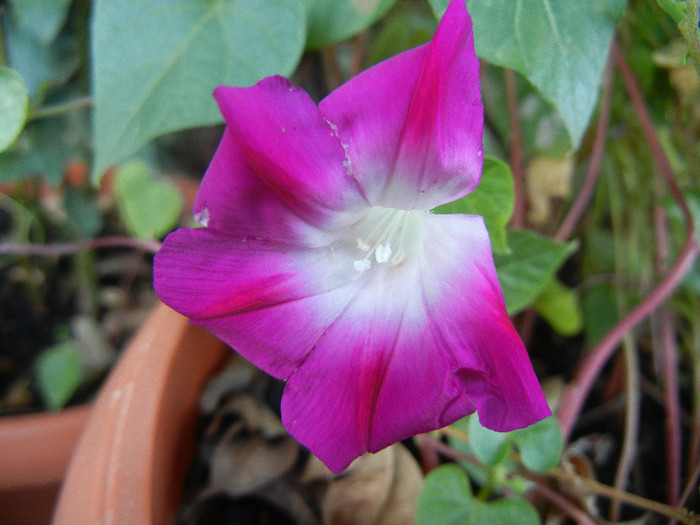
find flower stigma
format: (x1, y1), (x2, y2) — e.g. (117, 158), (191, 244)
(350, 206), (424, 273)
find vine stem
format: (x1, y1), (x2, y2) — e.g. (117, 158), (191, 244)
(0, 236), (162, 256)
(655, 206), (682, 510)
(557, 41), (699, 439)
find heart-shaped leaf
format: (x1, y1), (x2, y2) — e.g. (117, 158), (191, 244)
(429, 0), (626, 148)
(92, 0), (306, 181)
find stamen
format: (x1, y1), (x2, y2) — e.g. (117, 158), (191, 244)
(350, 207), (423, 273)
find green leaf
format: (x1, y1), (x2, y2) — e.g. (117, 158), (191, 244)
(656, 0), (687, 23)
(92, 0), (306, 182)
(4, 19), (79, 101)
(511, 416), (563, 472)
(468, 415), (510, 466)
(417, 464), (541, 525)
(582, 283), (619, 347)
(416, 464), (474, 525)
(0, 67), (29, 153)
(0, 105), (90, 185)
(8, 0), (73, 44)
(533, 278), (583, 336)
(433, 157), (514, 253)
(306, 0), (398, 49)
(113, 161), (183, 240)
(494, 229), (576, 314)
(35, 341), (83, 411)
(429, 0), (626, 148)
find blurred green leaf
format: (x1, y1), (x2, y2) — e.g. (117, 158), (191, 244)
(35, 341), (83, 411)
(429, 0), (626, 148)
(0, 105), (90, 185)
(511, 416), (563, 472)
(306, 0), (397, 49)
(433, 157), (514, 253)
(8, 0), (73, 44)
(4, 19), (79, 101)
(582, 283), (619, 347)
(0, 67), (29, 153)
(494, 230), (576, 314)
(656, 0), (686, 23)
(92, 0), (306, 182)
(417, 464), (542, 525)
(533, 278), (583, 336)
(113, 161), (183, 240)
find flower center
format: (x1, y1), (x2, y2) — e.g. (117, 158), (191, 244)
(350, 207), (423, 273)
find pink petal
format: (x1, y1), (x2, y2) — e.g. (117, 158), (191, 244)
(282, 214), (550, 473)
(154, 227), (359, 378)
(319, 0), (483, 210)
(210, 76), (366, 231)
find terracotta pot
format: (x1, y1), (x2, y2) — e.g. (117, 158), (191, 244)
(53, 302), (228, 524)
(0, 405), (91, 525)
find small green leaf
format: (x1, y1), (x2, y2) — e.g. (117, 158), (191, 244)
(113, 161), (183, 240)
(0, 67), (29, 153)
(306, 0), (398, 49)
(468, 415), (510, 466)
(92, 0), (306, 181)
(433, 157), (514, 253)
(471, 496), (542, 525)
(417, 464), (541, 525)
(511, 416), (563, 472)
(416, 464), (474, 525)
(533, 279), (583, 336)
(494, 229), (576, 314)
(35, 341), (83, 411)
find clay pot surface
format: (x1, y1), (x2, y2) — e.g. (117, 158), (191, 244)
(0, 405), (90, 525)
(53, 302), (228, 524)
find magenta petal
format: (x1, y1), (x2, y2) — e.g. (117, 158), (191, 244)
(281, 214), (549, 473)
(319, 0), (483, 210)
(154, 227), (358, 379)
(193, 129), (332, 247)
(212, 76), (366, 228)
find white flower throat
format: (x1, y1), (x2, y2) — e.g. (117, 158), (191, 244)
(351, 207), (423, 273)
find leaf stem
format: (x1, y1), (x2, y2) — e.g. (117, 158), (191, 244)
(27, 96), (93, 122)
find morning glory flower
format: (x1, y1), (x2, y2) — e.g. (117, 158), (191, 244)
(154, 0), (550, 473)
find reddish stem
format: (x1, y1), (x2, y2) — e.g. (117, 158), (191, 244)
(504, 69), (525, 228)
(557, 41), (700, 440)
